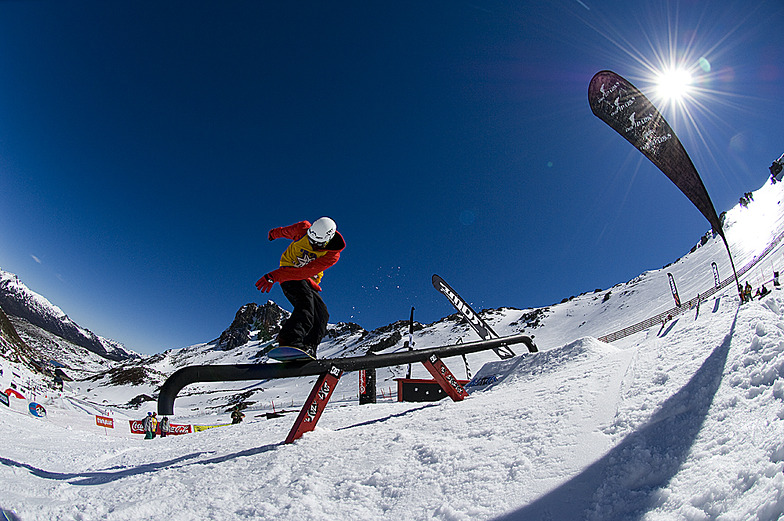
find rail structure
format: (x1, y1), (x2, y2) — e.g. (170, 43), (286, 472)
(157, 334), (536, 416)
(157, 334), (536, 443)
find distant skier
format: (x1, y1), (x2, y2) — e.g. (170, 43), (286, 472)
(231, 406), (245, 424)
(256, 217), (345, 357)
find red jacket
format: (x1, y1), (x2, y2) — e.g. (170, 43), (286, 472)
(267, 221), (345, 291)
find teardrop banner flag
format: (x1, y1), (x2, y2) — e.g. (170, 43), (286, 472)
(588, 70), (741, 298)
(588, 70), (723, 238)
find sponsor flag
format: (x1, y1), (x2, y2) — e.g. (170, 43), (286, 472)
(589, 70), (742, 298)
(588, 70), (723, 237)
(668, 273), (682, 307)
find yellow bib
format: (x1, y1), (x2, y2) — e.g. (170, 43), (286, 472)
(279, 235), (328, 285)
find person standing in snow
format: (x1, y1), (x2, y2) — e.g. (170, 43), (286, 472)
(142, 412), (155, 439)
(256, 217), (345, 357)
(744, 282), (753, 303)
(159, 416), (171, 437)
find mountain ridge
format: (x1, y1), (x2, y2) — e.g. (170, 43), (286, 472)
(0, 268), (138, 363)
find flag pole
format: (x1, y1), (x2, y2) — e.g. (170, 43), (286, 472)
(719, 232), (743, 301)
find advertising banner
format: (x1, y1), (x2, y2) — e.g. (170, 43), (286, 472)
(96, 415), (114, 429)
(28, 402), (47, 418)
(192, 424), (228, 432)
(129, 419), (193, 435)
(588, 70), (723, 237)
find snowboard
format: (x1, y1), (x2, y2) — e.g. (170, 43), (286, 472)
(267, 346), (316, 362)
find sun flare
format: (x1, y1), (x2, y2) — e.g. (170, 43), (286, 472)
(655, 67), (694, 102)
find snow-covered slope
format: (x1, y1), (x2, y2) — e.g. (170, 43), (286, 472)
(4, 179), (784, 520)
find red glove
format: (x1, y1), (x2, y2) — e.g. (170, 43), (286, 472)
(268, 229), (275, 241)
(255, 273), (275, 293)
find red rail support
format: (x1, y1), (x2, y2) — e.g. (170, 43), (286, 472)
(422, 354), (468, 401)
(284, 365), (343, 444)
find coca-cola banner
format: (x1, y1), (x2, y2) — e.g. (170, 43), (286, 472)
(128, 419), (192, 435)
(163, 423), (192, 435)
(588, 70), (723, 237)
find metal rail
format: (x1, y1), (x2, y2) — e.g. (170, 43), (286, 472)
(158, 334), (535, 415)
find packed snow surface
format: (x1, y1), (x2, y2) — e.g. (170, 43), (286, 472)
(4, 180), (784, 520)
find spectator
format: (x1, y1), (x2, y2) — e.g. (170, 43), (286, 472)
(142, 412), (155, 440)
(160, 416), (171, 438)
(231, 406), (245, 424)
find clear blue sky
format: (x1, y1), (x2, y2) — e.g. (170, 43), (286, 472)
(1, 1), (782, 355)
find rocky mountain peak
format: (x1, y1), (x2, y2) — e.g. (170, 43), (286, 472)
(217, 301), (288, 350)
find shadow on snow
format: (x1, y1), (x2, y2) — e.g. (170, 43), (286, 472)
(495, 306), (738, 521)
(0, 444), (279, 486)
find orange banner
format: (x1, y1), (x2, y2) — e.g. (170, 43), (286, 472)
(95, 415), (114, 429)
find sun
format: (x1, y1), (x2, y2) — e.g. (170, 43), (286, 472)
(654, 67), (694, 103)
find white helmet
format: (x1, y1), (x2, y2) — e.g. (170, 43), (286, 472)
(307, 217), (337, 247)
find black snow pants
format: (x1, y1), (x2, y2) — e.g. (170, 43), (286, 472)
(277, 280), (329, 354)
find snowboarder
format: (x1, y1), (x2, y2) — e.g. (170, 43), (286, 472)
(256, 217), (345, 357)
(231, 406), (245, 424)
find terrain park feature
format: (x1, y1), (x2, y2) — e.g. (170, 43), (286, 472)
(157, 333), (535, 443)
